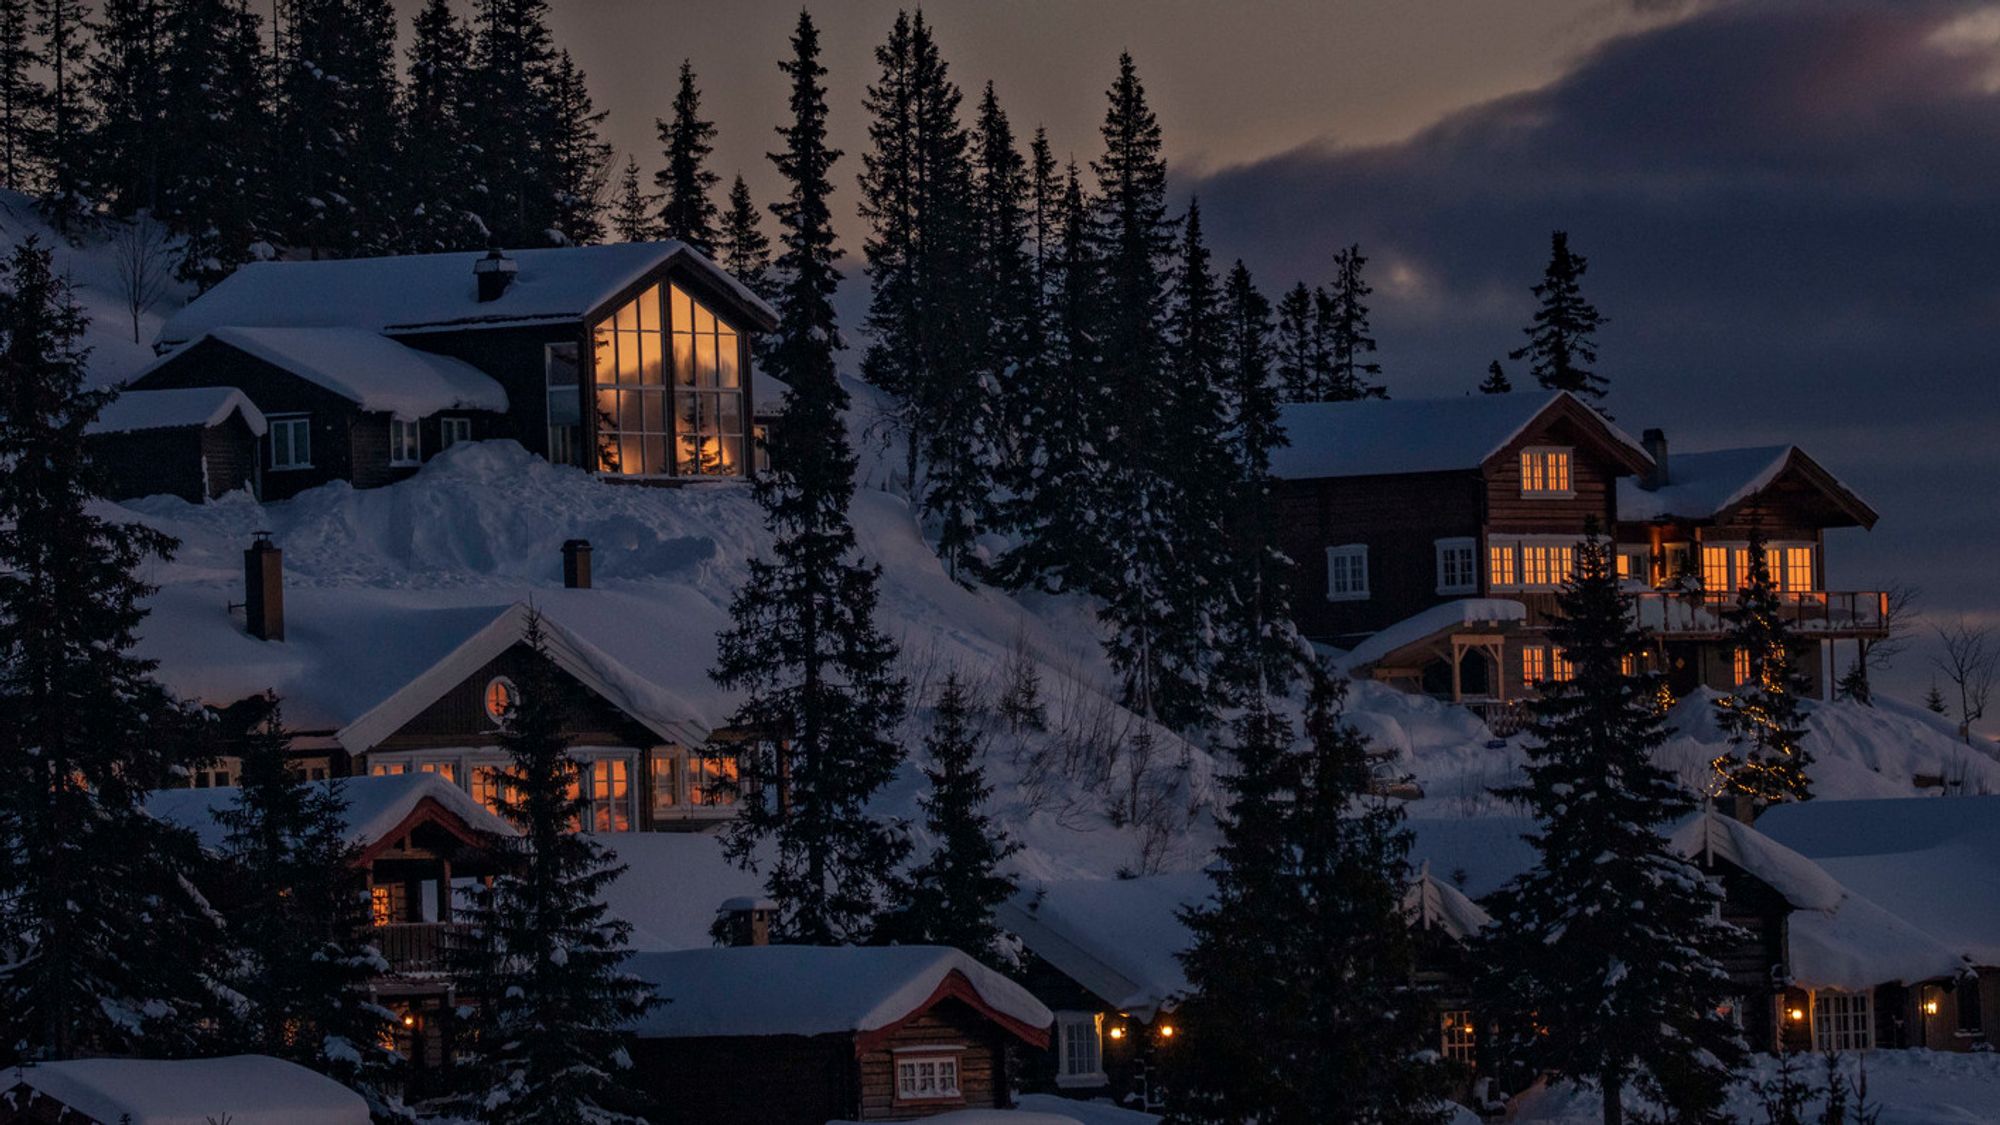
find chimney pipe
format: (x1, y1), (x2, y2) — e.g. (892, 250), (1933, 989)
(474, 247), (518, 303)
(716, 897), (776, 947)
(562, 539), (592, 589)
(1642, 428), (1669, 490)
(244, 532), (284, 641)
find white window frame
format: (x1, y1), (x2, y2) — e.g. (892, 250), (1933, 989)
(1811, 989), (1874, 1053)
(546, 342), (581, 467)
(1616, 546), (1652, 586)
(1326, 544), (1370, 601)
(439, 415), (472, 449)
(1487, 536), (1578, 592)
(646, 744), (740, 823)
(1519, 446), (1575, 498)
(1439, 1009), (1477, 1066)
(389, 418), (422, 467)
(269, 413), (312, 471)
(892, 1048), (965, 1104)
(578, 751), (636, 834)
(1435, 538), (1478, 595)
(1055, 1011), (1106, 1087)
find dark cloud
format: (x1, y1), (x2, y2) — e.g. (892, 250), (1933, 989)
(1188, 1), (2000, 702)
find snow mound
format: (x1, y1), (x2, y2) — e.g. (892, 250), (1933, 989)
(7, 1054), (370, 1125)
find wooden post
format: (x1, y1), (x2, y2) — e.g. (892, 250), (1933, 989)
(1450, 640), (1464, 703)
(438, 856), (453, 924)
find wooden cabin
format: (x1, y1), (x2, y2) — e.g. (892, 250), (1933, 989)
(85, 386), (266, 503)
(1, 1055), (370, 1125)
(104, 243), (777, 502)
(623, 945), (1051, 1125)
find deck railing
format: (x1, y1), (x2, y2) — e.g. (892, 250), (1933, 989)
(371, 922), (465, 976)
(1628, 590), (1890, 637)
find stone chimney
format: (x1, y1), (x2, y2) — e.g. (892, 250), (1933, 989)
(1642, 427), (1670, 490)
(562, 539), (592, 589)
(474, 247), (518, 303)
(716, 896), (777, 947)
(244, 532), (284, 641)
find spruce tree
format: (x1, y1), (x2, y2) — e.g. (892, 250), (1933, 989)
(879, 672), (1019, 962)
(158, 0), (271, 289)
(1312, 244), (1387, 400)
(710, 10), (910, 946)
(86, 0), (167, 215)
(1476, 525), (1743, 1125)
(214, 695), (400, 1114)
(654, 59), (718, 253)
(0, 239), (229, 1061)
(447, 613), (656, 1123)
(1273, 281), (1314, 401)
(968, 81), (1032, 474)
(608, 154), (659, 242)
(716, 173), (773, 299)
(1926, 680), (1948, 715)
(1713, 527), (1814, 807)
(274, 0), (401, 256)
(545, 49), (610, 246)
(1218, 259), (1297, 697)
(396, 0), (486, 253)
(467, 0), (558, 246)
(0, 0), (30, 192)
(1479, 358), (1512, 394)
(1510, 230), (1608, 400)
(992, 122), (1057, 513)
(29, 0), (90, 224)
(1172, 669), (1450, 1124)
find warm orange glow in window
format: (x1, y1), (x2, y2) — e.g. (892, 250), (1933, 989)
(1520, 544), (1574, 587)
(689, 755), (739, 807)
(592, 283), (743, 477)
(1520, 448), (1572, 495)
(370, 762), (408, 777)
(371, 886), (393, 926)
(1552, 652), (1576, 683)
(587, 758), (632, 833)
(1488, 544), (1518, 588)
(671, 285), (743, 477)
(1522, 646), (1548, 687)
(484, 677), (516, 723)
(1733, 648), (1752, 687)
(419, 761), (457, 784)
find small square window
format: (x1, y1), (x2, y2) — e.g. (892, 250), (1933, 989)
(440, 416), (472, 449)
(893, 1052), (964, 1103)
(390, 418), (421, 466)
(1520, 447), (1573, 497)
(1327, 545), (1370, 601)
(270, 415), (312, 470)
(1436, 539), (1478, 595)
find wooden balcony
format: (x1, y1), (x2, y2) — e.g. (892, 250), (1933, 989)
(1629, 590), (1890, 640)
(371, 922), (466, 977)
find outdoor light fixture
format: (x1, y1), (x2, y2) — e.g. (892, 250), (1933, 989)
(403, 1014), (417, 1028)
(1108, 1026), (1126, 1041)
(1157, 1024), (1176, 1039)
(1788, 1007), (1806, 1023)
(1925, 998), (1941, 1016)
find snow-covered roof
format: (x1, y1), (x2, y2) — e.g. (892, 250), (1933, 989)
(158, 243), (778, 345)
(998, 872), (1208, 1019)
(625, 945), (1051, 1041)
(591, 832), (764, 952)
(147, 772), (514, 853)
(140, 327), (510, 421)
(1404, 861), (1494, 941)
(88, 386), (267, 436)
(1340, 599), (1528, 672)
(1617, 444), (1877, 527)
(1272, 390), (1651, 480)
(6, 1054), (370, 1125)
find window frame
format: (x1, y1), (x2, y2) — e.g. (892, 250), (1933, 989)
(1326, 544), (1370, 602)
(1810, 989), (1874, 1053)
(1055, 1011), (1106, 1087)
(590, 281), (747, 480)
(1615, 546), (1652, 586)
(439, 415), (472, 449)
(483, 676), (517, 725)
(1521, 645), (1548, 688)
(1439, 1009), (1477, 1067)
(1518, 445), (1575, 498)
(389, 418), (422, 467)
(546, 342), (582, 467)
(579, 753), (634, 834)
(1435, 538), (1478, 595)
(269, 413), (313, 471)
(892, 1048), (966, 1105)
(646, 744), (741, 823)
(1488, 536), (1578, 591)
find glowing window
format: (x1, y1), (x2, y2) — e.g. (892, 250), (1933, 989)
(370, 762), (408, 777)
(483, 677), (517, 724)
(1519, 447), (1572, 496)
(1552, 651), (1576, 683)
(1616, 547), (1650, 584)
(894, 1053), (963, 1103)
(1440, 1010), (1477, 1066)
(1776, 546), (1814, 593)
(1522, 646), (1548, 687)
(1701, 546), (1734, 592)
(584, 757), (632, 833)
(649, 749), (681, 815)
(473, 765), (513, 817)
(370, 885), (393, 926)
(1732, 648), (1752, 687)
(1488, 542), (1518, 588)
(593, 283), (671, 475)
(1521, 544), (1574, 588)
(417, 760), (457, 784)
(671, 284), (744, 477)
(689, 755), (739, 807)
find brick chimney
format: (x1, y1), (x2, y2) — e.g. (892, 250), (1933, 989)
(1642, 427), (1670, 490)
(474, 247), (518, 303)
(562, 538), (592, 589)
(244, 532), (284, 641)
(716, 897), (776, 946)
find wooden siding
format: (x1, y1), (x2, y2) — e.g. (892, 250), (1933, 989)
(1482, 411), (1624, 536)
(89, 425), (208, 502)
(630, 1034), (853, 1125)
(371, 642), (656, 752)
(1275, 471), (1484, 643)
(397, 324), (581, 460)
(855, 1001), (1010, 1120)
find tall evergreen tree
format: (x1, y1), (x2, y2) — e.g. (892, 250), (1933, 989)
(1510, 230), (1608, 400)
(1218, 259), (1296, 697)
(1273, 281), (1314, 402)
(715, 173), (773, 300)
(968, 81), (1032, 472)
(608, 154), (659, 242)
(274, 0), (402, 256)
(992, 122), (1058, 509)
(396, 0), (486, 253)
(1311, 244), (1387, 400)
(447, 613), (656, 1124)
(0, 239), (229, 1061)
(158, 0), (271, 288)
(1478, 358), (1512, 394)
(0, 0), (30, 191)
(29, 0), (90, 223)
(879, 672), (1019, 962)
(214, 696), (400, 1114)
(85, 0), (167, 215)
(1476, 525), (1743, 1125)
(710, 10), (910, 946)
(1713, 527), (1814, 807)
(654, 59), (718, 253)
(467, 0), (558, 246)
(1172, 670), (1450, 1124)
(544, 49), (610, 246)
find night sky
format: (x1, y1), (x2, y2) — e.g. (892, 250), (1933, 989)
(470, 0), (1998, 716)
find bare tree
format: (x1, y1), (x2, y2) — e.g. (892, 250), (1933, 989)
(1933, 617), (1997, 743)
(112, 214), (172, 343)
(1840, 582), (1920, 702)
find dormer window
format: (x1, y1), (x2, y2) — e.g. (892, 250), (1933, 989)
(1519, 447), (1573, 497)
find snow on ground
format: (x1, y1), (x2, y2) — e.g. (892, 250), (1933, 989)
(6, 1054), (371, 1125)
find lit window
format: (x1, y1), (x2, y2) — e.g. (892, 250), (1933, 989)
(1519, 447), (1573, 496)
(270, 414), (312, 470)
(583, 757), (632, 833)
(1701, 546), (1733, 591)
(1436, 538), (1478, 595)
(671, 285), (744, 477)
(1522, 646), (1548, 687)
(1521, 544), (1574, 588)
(546, 343), (581, 466)
(1489, 542), (1519, 589)
(1616, 548), (1650, 585)
(370, 885), (394, 926)
(689, 755), (738, 807)
(1440, 1010), (1477, 1066)
(1621, 653), (1639, 676)
(1732, 648), (1752, 687)
(1551, 650), (1575, 683)
(440, 416), (472, 449)
(1771, 546), (1814, 593)
(484, 677), (517, 724)
(1326, 544), (1369, 601)
(649, 748), (681, 816)
(1056, 1012), (1104, 1085)
(1811, 990), (1873, 1053)
(593, 283), (745, 477)
(389, 418), (421, 466)
(417, 760), (457, 784)
(894, 1053), (963, 1103)
(473, 765), (513, 817)
(370, 762), (408, 777)
(593, 285), (670, 475)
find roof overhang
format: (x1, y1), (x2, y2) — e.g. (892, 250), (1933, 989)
(851, 969), (1051, 1054)
(352, 795), (508, 865)
(995, 898), (1173, 1021)
(1480, 391), (1655, 478)
(1719, 447), (1879, 530)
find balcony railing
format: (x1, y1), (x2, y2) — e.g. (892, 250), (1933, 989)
(1628, 590), (1890, 638)
(371, 922), (466, 976)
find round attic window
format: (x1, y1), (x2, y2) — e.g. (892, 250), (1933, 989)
(484, 676), (518, 723)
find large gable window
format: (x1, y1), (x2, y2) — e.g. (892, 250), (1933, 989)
(671, 285), (742, 476)
(594, 284), (670, 476)
(592, 283), (743, 477)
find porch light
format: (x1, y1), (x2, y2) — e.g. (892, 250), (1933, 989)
(1107, 1026), (1126, 1041)
(402, 1014), (417, 1028)
(1788, 1007), (1806, 1023)
(1924, 998), (1941, 1016)
(1157, 1024), (1176, 1039)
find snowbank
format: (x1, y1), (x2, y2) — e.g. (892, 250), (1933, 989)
(5, 1054), (370, 1125)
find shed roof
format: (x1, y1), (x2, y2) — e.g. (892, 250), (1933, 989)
(158, 242), (778, 345)
(88, 386), (268, 436)
(6, 1055), (371, 1125)
(1272, 390), (1651, 480)
(1617, 444), (1878, 528)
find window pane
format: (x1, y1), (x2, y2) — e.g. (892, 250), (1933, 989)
(677, 436), (700, 476)
(694, 302), (715, 336)
(643, 433), (667, 475)
(717, 333), (740, 388)
(643, 389), (665, 434)
(718, 391), (741, 435)
(547, 342), (580, 388)
(619, 390), (642, 434)
(549, 385), (580, 426)
(620, 436), (641, 476)
(592, 327), (613, 376)
(673, 332), (694, 385)
(697, 333), (718, 386)
(671, 285), (693, 333)
(615, 297), (637, 333)
(716, 436), (741, 475)
(638, 284), (661, 333)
